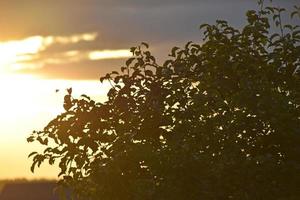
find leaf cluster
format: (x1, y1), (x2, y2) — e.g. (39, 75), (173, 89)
(28, 2), (300, 200)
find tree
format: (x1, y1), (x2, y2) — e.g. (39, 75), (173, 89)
(28, 1), (300, 199)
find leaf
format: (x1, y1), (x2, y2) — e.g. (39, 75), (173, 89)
(67, 88), (72, 95)
(130, 47), (136, 54)
(216, 20), (227, 25)
(185, 41), (193, 49)
(279, 8), (286, 13)
(284, 24), (293, 31)
(149, 55), (156, 62)
(120, 66), (127, 73)
(132, 70), (142, 77)
(111, 71), (119, 75)
(170, 47), (180, 57)
(163, 60), (173, 67)
(114, 76), (121, 84)
(126, 58), (135, 66)
(265, 7), (274, 13)
(199, 23), (209, 30)
(30, 162), (37, 173)
(270, 33), (280, 41)
(144, 51), (151, 58)
(27, 136), (35, 143)
(100, 77), (105, 83)
(291, 11), (298, 19)
(37, 136), (43, 144)
(191, 44), (201, 49)
(43, 138), (48, 145)
(145, 70), (153, 76)
(141, 42), (149, 48)
(293, 30), (300, 37)
(28, 152), (38, 158)
(58, 171), (65, 177)
(63, 95), (72, 111)
(49, 157), (55, 165)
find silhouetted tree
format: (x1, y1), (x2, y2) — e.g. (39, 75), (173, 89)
(28, 1), (300, 199)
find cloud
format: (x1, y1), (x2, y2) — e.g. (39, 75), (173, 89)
(0, 0), (296, 41)
(89, 50), (131, 60)
(0, 0), (298, 79)
(1, 32), (131, 75)
(46, 32), (98, 45)
(18, 59), (127, 80)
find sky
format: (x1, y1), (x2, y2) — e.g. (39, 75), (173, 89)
(0, 0), (298, 179)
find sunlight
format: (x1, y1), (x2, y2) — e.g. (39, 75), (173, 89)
(0, 74), (46, 118)
(89, 49), (132, 60)
(0, 74), (110, 120)
(0, 33), (131, 74)
(0, 33), (98, 73)
(0, 36), (44, 72)
(0, 74), (111, 179)
(0, 33), (126, 180)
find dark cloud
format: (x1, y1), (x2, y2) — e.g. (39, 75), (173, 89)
(1, 0), (296, 41)
(1, 0), (298, 79)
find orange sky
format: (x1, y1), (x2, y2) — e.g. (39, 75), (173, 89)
(0, 32), (131, 179)
(0, 75), (111, 179)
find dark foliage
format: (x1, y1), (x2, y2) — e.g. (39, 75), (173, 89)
(28, 1), (300, 199)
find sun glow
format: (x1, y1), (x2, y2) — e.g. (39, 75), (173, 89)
(89, 49), (132, 60)
(0, 33), (131, 74)
(0, 74), (111, 179)
(0, 36), (44, 72)
(0, 33), (98, 73)
(0, 74), (110, 121)
(0, 33), (120, 179)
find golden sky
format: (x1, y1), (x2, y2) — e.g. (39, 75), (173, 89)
(0, 0), (297, 180)
(0, 32), (128, 179)
(0, 74), (112, 179)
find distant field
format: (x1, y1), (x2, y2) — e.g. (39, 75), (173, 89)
(0, 179), (55, 188)
(0, 179), (59, 200)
